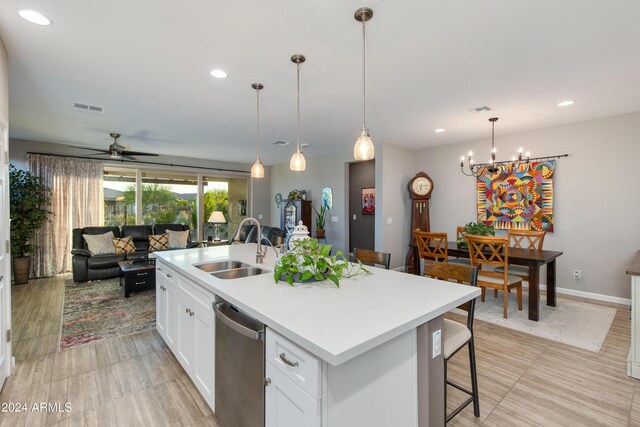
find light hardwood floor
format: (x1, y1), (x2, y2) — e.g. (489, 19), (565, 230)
(1, 275), (638, 426)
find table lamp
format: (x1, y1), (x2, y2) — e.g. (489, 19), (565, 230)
(208, 211), (226, 241)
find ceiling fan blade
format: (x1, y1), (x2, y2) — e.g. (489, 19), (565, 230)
(69, 145), (111, 154)
(121, 150), (159, 157)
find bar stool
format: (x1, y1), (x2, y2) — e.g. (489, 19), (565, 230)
(422, 260), (480, 422)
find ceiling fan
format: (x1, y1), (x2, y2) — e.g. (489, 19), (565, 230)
(77, 132), (159, 160)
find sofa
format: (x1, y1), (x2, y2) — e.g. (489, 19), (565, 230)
(230, 224), (285, 246)
(71, 224), (198, 282)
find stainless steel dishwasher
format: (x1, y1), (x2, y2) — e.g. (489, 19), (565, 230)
(213, 297), (265, 427)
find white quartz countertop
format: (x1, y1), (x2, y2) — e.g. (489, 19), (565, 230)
(156, 244), (480, 366)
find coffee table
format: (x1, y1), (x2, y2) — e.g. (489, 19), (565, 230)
(118, 258), (156, 298)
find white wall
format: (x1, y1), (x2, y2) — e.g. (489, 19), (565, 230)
(415, 112), (640, 300)
(271, 149), (351, 255)
(377, 144), (417, 269)
(9, 138), (273, 226)
(0, 36), (7, 121)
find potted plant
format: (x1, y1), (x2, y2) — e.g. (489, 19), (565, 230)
(313, 203), (327, 238)
(274, 238), (370, 287)
(456, 222), (495, 249)
(9, 165), (52, 284)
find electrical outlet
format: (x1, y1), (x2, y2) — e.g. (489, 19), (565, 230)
(258, 214), (263, 220)
(432, 329), (441, 358)
(387, 217), (393, 225)
(573, 269), (582, 279)
(331, 216), (338, 223)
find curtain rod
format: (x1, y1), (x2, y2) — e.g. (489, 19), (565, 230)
(26, 152), (251, 174)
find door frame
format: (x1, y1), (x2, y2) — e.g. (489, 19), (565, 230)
(0, 114), (12, 386)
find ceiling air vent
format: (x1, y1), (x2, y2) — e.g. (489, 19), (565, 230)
(272, 140), (291, 146)
(470, 105), (493, 113)
(271, 140), (310, 148)
(72, 102), (105, 115)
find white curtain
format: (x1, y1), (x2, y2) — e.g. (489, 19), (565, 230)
(27, 154), (104, 277)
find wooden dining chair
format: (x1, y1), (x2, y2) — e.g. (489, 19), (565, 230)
(353, 247), (391, 270)
(466, 235), (523, 319)
(494, 229), (546, 282)
(414, 231), (448, 262)
(422, 260), (480, 422)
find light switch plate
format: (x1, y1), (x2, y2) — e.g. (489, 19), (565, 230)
(353, 214), (357, 220)
(258, 214), (263, 219)
(387, 217), (393, 225)
(331, 216), (338, 222)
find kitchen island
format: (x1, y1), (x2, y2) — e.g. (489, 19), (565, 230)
(155, 243), (480, 427)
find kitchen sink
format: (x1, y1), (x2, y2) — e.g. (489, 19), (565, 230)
(211, 267), (269, 280)
(194, 260), (251, 272)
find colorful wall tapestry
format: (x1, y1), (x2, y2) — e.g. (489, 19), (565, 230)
(477, 160), (555, 232)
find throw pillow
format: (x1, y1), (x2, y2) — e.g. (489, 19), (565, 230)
(113, 236), (137, 254)
(83, 231), (116, 255)
(149, 233), (169, 252)
(166, 229), (189, 249)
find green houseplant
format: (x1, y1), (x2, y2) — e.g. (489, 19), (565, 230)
(274, 238), (370, 287)
(313, 203), (327, 238)
(9, 165), (52, 284)
(457, 222), (495, 249)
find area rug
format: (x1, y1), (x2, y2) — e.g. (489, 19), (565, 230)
(60, 277), (155, 350)
(457, 293), (617, 352)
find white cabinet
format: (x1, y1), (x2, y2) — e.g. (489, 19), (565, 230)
(266, 361), (321, 427)
(176, 290), (195, 372)
(155, 261), (215, 410)
(266, 329), (321, 427)
(192, 302), (215, 408)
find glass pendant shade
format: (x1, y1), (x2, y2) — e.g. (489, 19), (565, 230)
(354, 128), (374, 160)
(290, 54), (306, 172)
(251, 159), (264, 178)
(251, 82), (265, 179)
(289, 149), (306, 171)
(353, 7), (375, 161)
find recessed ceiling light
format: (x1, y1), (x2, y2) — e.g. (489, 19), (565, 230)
(210, 69), (228, 79)
(18, 10), (51, 26)
(434, 128), (445, 133)
(557, 100), (575, 107)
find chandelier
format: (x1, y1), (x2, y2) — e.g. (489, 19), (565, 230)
(460, 117), (568, 177)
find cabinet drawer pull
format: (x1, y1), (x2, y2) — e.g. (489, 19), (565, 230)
(135, 281), (147, 285)
(279, 353), (299, 367)
(137, 272), (148, 276)
(186, 308), (189, 314)
(264, 378), (271, 387)
(157, 267), (163, 271)
(166, 273), (173, 278)
(190, 310), (195, 317)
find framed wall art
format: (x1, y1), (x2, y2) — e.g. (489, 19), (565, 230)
(361, 187), (375, 215)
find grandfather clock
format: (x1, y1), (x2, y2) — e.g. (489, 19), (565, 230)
(405, 172), (434, 274)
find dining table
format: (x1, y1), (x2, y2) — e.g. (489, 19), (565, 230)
(412, 241), (563, 321)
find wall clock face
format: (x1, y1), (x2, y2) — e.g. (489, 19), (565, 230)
(411, 176), (432, 197)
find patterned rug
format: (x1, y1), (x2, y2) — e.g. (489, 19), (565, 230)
(60, 277), (155, 350)
(455, 292), (616, 352)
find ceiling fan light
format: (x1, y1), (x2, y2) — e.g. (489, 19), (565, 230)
(290, 149), (306, 172)
(251, 159), (264, 178)
(354, 130), (374, 161)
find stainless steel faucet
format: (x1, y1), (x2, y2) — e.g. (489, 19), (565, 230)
(234, 217), (265, 263)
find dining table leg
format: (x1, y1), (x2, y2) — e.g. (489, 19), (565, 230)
(546, 259), (556, 307)
(528, 262), (540, 321)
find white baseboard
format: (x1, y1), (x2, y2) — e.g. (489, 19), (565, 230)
(402, 268), (631, 306)
(529, 283), (631, 306)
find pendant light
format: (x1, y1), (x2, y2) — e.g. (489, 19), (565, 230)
(353, 7), (375, 161)
(290, 54), (306, 171)
(250, 83), (265, 178)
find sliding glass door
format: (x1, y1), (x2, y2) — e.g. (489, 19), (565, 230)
(103, 166), (248, 243)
